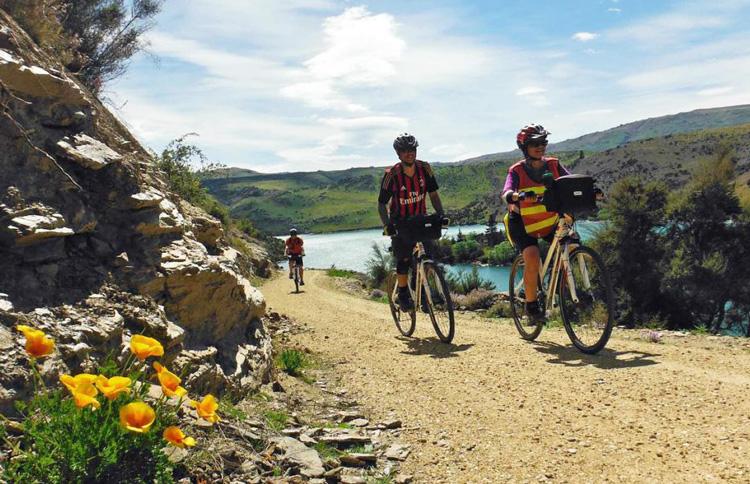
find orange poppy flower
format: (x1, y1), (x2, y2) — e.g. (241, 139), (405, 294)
(153, 362), (187, 398)
(119, 402), (156, 433)
(16, 325), (55, 358)
(60, 374), (101, 410)
(95, 375), (132, 400)
(163, 426), (196, 448)
(191, 394), (220, 423)
(129, 335), (164, 361)
(71, 382), (101, 410)
(60, 373), (98, 392)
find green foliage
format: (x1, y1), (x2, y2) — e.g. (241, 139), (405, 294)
(263, 410), (289, 431)
(327, 266), (359, 278)
(366, 243), (394, 289)
(445, 266), (495, 295)
(4, 389), (176, 483)
(155, 135), (217, 203)
(451, 237), (482, 263)
(483, 241), (515, 265)
(276, 349), (305, 376)
(591, 176), (668, 326)
(592, 152), (750, 333)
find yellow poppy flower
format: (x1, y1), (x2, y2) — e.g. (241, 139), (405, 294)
(163, 426), (196, 448)
(16, 325), (55, 358)
(153, 362), (187, 398)
(71, 382), (101, 410)
(60, 373), (98, 393)
(95, 375), (132, 400)
(129, 335), (164, 361)
(191, 394), (220, 423)
(119, 402), (156, 433)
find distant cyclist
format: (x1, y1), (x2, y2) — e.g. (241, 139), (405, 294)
(502, 124), (571, 322)
(285, 228), (305, 286)
(378, 133), (445, 312)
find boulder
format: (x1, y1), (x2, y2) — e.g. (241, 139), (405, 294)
(56, 133), (121, 170)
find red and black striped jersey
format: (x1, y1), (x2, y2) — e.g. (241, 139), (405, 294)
(378, 160), (439, 220)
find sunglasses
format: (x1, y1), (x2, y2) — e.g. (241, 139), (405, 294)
(527, 140), (548, 148)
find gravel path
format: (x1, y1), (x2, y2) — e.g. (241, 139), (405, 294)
(264, 270), (750, 483)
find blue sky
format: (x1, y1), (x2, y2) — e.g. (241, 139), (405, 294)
(108, 0), (750, 173)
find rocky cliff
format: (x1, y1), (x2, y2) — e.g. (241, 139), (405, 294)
(0, 11), (272, 414)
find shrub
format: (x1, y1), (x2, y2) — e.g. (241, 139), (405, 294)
(486, 301), (511, 318)
(452, 288), (497, 310)
(446, 266), (495, 295)
(277, 349), (305, 376)
(451, 238), (482, 262)
(4, 328), (217, 483)
(483, 241), (515, 265)
(365, 243), (393, 289)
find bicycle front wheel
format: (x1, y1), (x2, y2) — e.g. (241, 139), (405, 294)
(509, 254), (544, 341)
(294, 267), (300, 293)
(423, 262), (455, 343)
(558, 246), (614, 354)
(386, 273), (416, 336)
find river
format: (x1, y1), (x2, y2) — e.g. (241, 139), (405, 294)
(279, 221), (603, 292)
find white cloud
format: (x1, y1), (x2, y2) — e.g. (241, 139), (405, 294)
(572, 32), (598, 42)
(697, 86), (734, 97)
(516, 86), (546, 96)
(608, 8), (622, 13)
(607, 13), (727, 45)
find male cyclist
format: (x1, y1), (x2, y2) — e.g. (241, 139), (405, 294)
(378, 133), (445, 312)
(502, 124), (571, 322)
(285, 228), (305, 285)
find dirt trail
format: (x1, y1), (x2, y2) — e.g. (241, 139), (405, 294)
(263, 270), (750, 483)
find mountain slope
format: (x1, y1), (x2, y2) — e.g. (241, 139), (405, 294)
(459, 104), (750, 165)
(203, 107), (750, 234)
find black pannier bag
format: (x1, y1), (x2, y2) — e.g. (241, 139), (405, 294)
(545, 174), (596, 216)
(395, 213), (444, 242)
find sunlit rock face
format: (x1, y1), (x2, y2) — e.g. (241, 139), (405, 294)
(0, 11), (271, 415)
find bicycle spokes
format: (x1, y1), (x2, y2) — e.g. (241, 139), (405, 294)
(558, 247), (614, 353)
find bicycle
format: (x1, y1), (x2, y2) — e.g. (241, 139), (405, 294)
(508, 180), (614, 354)
(385, 214), (455, 343)
(288, 255), (302, 293)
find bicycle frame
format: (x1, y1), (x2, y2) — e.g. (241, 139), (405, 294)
(536, 215), (592, 311)
(410, 242), (431, 309)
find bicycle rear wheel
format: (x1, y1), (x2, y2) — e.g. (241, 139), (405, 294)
(509, 254), (544, 340)
(423, 262), (455, 343)
(558, 246), (614, 354)
(386, 273), (416, 336)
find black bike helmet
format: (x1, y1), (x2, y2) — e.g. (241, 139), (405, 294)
(516, 124), (550, 156)
(393, 133), (419, 152)
(290, 228), (298, 235)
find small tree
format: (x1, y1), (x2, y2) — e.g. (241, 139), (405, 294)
(591, 176), (668, 326)
(62, 0), (163, 92)
(660, 153), (750, 332)
(485, 212), (500, 246)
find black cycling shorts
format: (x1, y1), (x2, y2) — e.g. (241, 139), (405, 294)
(391, 236), (434, 275)
(289, 255), (303, 266)
(506, 212), (554, 252)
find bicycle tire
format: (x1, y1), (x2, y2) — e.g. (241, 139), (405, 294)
(386, 273), (416, 336)
(558, 246), (614, 354)
(294, 266), (300, 293)
(509, 254), (544, 341)
(423, 262), (455, 343)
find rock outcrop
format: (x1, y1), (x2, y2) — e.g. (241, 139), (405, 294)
(0, 11), (272, 414)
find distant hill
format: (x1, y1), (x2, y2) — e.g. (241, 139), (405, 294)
(203, 106), (750, 234)
(459, 104), (750, 165)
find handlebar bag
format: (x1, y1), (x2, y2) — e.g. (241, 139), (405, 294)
(395, 213), (444, 242)
(552, 174), (596, 216)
